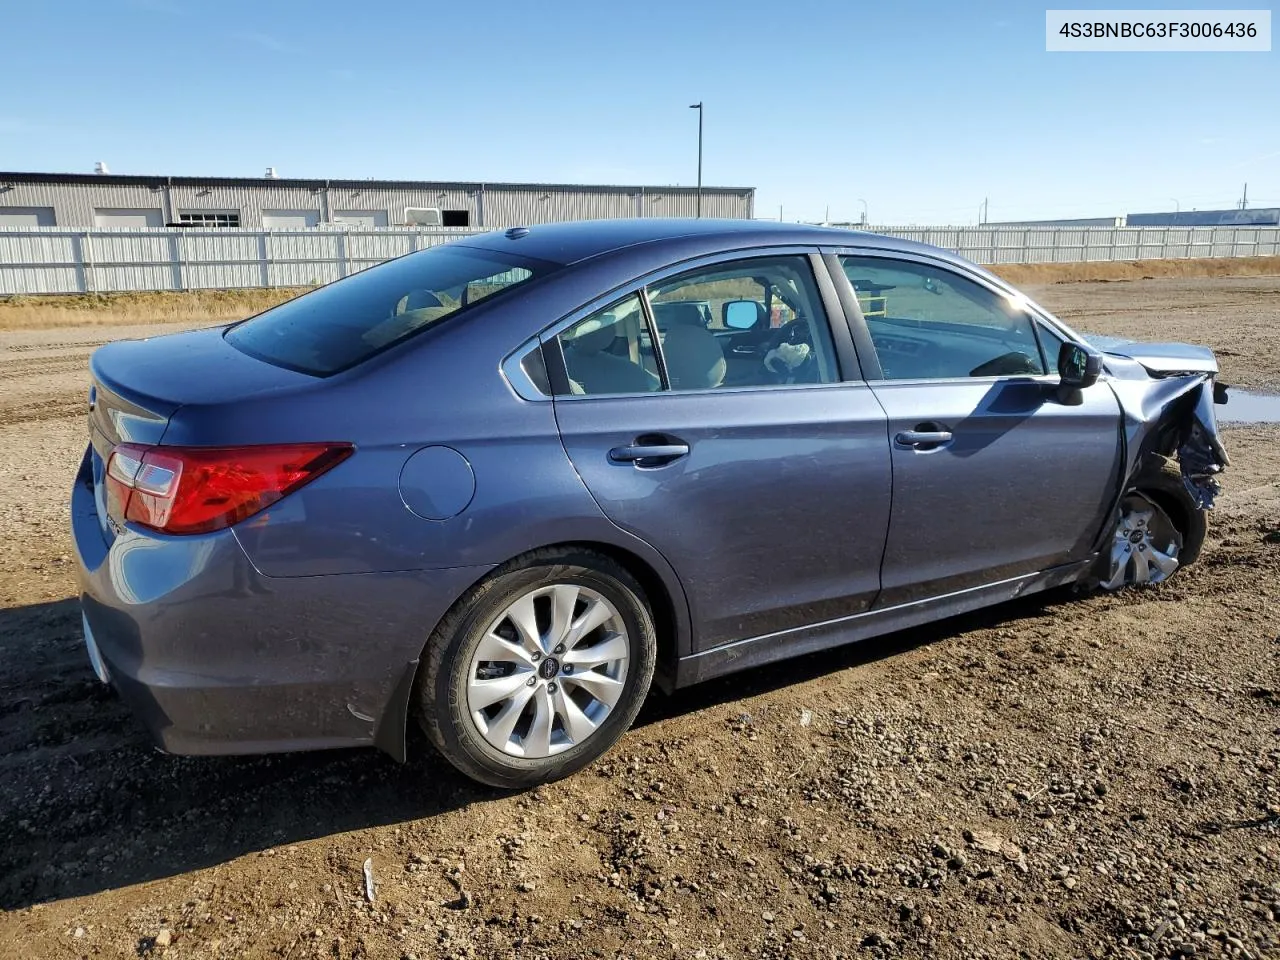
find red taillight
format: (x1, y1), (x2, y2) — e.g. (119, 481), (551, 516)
(104, 442), (353, 535)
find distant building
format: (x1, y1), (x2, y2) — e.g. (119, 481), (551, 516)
(0, 171), (755, 229)
(1125, 207), (1280, 227)
(986, 216), (1122, 227)
(992, 208), (1280, 228)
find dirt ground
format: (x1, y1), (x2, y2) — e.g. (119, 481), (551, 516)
(0, 276), (1278, 960)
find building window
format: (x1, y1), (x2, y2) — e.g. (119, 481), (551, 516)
(179, 211), (241, 227)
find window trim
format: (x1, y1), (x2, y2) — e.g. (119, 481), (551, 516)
(1032, 319), (1068, 375)
(824, 247), (1092, 386)
(500, 337), (552, 401)
(539, 245), (859, 399)
(638, 288), (672, 389)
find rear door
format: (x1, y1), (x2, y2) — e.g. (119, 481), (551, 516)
(548, 250), (892, 652)
(831, 251), (1123, 606)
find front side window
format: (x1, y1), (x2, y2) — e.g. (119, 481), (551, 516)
(1034, 321), (1068, 373)
(840, 256), (1046, 380)
(226, 247), (543, 375)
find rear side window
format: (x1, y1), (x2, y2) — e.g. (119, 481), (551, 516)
(226, 247), (545, 375)
(555, 295), (662, 396)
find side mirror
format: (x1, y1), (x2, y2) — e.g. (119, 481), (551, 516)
(722, 300), (763, 330)
(1058, 341), (1103, 389)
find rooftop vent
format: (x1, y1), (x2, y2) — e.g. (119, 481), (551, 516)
(94, 161), (109, 175)
(265, 166), (279, 179)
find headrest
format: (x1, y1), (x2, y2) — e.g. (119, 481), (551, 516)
(663, 324), (726, 390)
(654, 302), (705, 328)
(566, 317), (617, 354)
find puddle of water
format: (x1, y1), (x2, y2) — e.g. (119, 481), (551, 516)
(1218, 390), (1280, 424)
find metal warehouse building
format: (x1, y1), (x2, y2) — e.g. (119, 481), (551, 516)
(0, 171), (755, 230)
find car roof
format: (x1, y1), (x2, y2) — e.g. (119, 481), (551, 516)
(454, 218), (944, 267)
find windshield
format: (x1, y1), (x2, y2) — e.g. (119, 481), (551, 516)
(225, 246), (547, 375)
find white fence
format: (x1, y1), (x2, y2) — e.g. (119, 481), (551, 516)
(2, 224), (1280, 296)
(0, 227), (481, 296)
(874, 224), (1280, 265)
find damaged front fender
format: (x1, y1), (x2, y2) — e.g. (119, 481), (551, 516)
(1100, 348), (1230, 511)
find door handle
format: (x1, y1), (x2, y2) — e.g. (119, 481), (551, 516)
(894, 428), (954, 448)
(609, 441), (690, 465)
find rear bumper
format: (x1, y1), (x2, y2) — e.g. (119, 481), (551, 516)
(71, 449), (491, 757)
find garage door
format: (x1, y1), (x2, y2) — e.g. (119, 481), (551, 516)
(333, 210), (389, 228)
(94, 208), (163, 228)
(0, 206), (56, 227)
(263, 210), (320, 229)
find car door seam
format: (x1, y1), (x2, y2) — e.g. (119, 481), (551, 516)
(865, 383), (894, 612)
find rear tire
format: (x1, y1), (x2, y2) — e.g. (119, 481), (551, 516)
(415, 547), (657, 789)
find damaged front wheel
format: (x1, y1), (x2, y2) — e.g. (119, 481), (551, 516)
(1100, 459), (1207, 591)
(1102, 492), (1182, 589)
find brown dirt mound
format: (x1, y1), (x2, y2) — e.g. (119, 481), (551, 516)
(991, 255), (1280, 286)
(0, 288), (306, 330)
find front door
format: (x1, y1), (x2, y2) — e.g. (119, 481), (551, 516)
(549, 253), (892, 651)
(836, 253), (1123, 606)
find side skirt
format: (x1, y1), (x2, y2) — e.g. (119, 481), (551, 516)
(674, 559), (1093, 687)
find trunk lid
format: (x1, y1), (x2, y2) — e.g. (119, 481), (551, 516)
(86, 325), (318, 539)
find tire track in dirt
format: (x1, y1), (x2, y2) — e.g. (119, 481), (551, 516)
(0, 349), (94, 426)
(0, 355), (87, 378)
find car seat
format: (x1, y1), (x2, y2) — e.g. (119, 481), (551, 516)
(563, 320), (660, 394)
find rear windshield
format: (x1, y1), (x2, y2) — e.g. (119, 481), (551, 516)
(225, 246), (546, 375)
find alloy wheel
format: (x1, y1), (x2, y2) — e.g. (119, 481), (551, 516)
(1101, 492), (1181, 590)
(466, 583), (630, 758)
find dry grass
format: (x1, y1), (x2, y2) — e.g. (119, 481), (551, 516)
(3, 255), (1280, 331)
(0, 288), (306, 331)
(989, 255), (1280, 285)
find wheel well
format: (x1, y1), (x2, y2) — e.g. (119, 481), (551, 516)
(1131, 456), (1193, 543)
(431, 540), (681, 693)
(1136, 484), (1190, 543)
(556, 541), (680, 692)
(386, 540), (682, 763)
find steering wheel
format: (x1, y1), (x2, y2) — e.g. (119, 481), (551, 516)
(767, 318), (812, 348)
(969, 351), (1041, 377)
(762, 318), (818, 381)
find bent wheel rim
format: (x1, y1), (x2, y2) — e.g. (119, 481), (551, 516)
(466, 583), (630, 759)
(1101, 492), (1182, 590)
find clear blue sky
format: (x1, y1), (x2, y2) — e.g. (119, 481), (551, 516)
(1, 0), (1276, 224)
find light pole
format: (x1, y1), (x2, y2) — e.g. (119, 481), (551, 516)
(857, 198), (868, 226)
(689, 102), (703, 218)
(1170, 197), (1180, 224)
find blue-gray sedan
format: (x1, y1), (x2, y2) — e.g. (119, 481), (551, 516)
(72, 219), (1230, 787)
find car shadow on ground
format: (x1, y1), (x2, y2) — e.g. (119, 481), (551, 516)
(0, 588), (1067, 910)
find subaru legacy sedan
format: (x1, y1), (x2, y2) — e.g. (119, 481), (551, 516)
(72, 219), (1229, 787)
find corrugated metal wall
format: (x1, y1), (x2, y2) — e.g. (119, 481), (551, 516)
(0, 179), (753, 228)
(3, 224), (1278, 295)
(484, 187), (636, 225)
